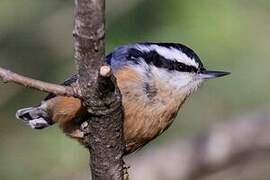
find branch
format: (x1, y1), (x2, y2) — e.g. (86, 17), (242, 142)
(73, 0), (125, 180)
(0, 67), (79, 97)
(129, 110), (270, 180)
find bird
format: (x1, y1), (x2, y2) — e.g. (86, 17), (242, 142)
(16, 42), (230, 154)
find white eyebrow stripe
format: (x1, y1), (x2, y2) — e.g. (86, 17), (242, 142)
(135, 44), (199, 68)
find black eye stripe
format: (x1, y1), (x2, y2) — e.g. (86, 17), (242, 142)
(127, 48), (199, 73)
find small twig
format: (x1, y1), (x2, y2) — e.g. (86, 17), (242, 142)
(100, 65), (112, 77)
(0, 67), (80, 97)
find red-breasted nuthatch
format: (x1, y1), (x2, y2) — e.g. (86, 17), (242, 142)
(16, 42), (230, 154)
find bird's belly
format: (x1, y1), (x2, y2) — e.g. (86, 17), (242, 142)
(122, 99), (180, 154)
(114, 66), (187, 154)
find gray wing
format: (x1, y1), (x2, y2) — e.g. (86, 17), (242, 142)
(43, 74), (78, 101)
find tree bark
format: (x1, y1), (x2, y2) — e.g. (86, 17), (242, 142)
(73, 0), (125, 180)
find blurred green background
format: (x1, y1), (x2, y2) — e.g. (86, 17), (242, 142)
(0, 0), (270, 179)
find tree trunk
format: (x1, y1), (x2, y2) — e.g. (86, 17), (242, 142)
(73, 0), (125, 180)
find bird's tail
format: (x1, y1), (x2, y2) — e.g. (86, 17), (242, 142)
(16, 106), (53, 129)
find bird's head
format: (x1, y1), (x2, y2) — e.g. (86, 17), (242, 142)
(108, 42), (230, 96)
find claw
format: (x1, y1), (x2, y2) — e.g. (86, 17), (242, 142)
(69, 129), (84, 139)
(123, 162), (130, 180)
(28, 118), (49, 129)
(80, 121), (89, 132)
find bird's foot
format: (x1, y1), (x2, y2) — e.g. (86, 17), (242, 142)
(123, 162), (130, 180)
(80, 121), (89, 133)
(67, 121), (89, 139)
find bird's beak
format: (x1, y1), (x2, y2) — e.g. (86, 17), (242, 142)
(198, 70), (230, 79)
